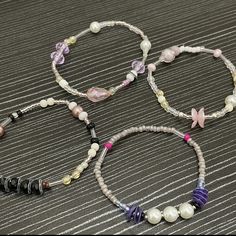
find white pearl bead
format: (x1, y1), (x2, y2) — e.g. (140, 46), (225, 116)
(140, 40), (151, 52)
(179, 203), (194, 219)
(76, 165), (84, 173)
(88, 148), (97, 157)
(158, 95), (166, 103)
(40, 99), (48, 108)
(81, 162), (88, 169)
(146, 208), (162, 225)
(59, 79), (68, 88)
(78, 111), (88, 121)
(225, 95), (236, 107)
(126, 73), (135, 82)
(91, 143), (99, 151)
(47, 98), (55, 106)
(163, 206), (179, 223)
(225, 103), (234, 112)
(68, 102), (77, 111)
(90, 21), (101, 33)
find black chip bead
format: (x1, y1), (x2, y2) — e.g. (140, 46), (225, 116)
(20, 179), (29, 194)
(8, 114), (15, 122)
(91, 137), (99, 144)
(0, 177), (6, 191)
(31, 180), (41, 195)
(16, 110), (23, 117)
(86, 122), (95, 130)
(8, 177), (19, 192)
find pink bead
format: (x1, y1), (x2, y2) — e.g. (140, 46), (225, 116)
(72, 105), (83, 118)
(213, 49), (222, 58)
(103, 142), (113, 150)
(184, 133), (191, 142)
(87, 87), (111, 102)
(191, 108), (205, 128)
(122, 80), (130, 87)
(147, 63), (156, 72)
(170, 46), (180, 56)
(160, 48), (175, 63)
(0, 126), (5, 138)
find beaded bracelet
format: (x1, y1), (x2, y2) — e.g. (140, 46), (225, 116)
(147, 45), (236, 128)
(0, 98), (100, 196)
(51, 21), (151, 102)
(94, 126), (208, 225)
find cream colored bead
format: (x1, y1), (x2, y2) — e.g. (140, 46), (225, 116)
(59, 79), (69, 88)
(161, 101), (169, 110)
(163, 206), (179, 223)
(72, 170), (80, 179)
(76, 165), (84, 173)
(40, 99), (48, 108)
(146, 208), (162, 225)
(90, 21), (101, 33)
(225, 95), (236, 107)
(68, 102), (77, 111)
(47, 98), (55, 106)
(79, 111), (88, 121)
(88, 148), (96, 157)
(225, 103), (234, 112)
(140, 39), (151, 52)
(81, 162), (88, 169)
(65, 36), (77, 45)
(91, 143), (99, 151)
(179, 203), (194, 219)
(158, 96), (166, 103)
(62, 175), (72, 185)
(156, 90), (164, 96)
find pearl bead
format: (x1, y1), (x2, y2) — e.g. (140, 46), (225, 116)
(126, 73), (135, 82)
(225, 103), (234, 112)
(0, 126), (5, 138)
(76, 165), (84, 173)
(72, 105), (83, 118)
(40, 99), (48, 108)
(68, 102), (77, 111)
(78, 111), (88, 121)
(179, 203), (194, 219)
(213, 49), (222, 58)
(161, 49), (175, 63)
(147, 63), (156, 72)
(71, 170), (80, 179)
(62, 175), (71, 185)
(47, 98), (55, 106)
(81, 162), (89, 169)
(91, 143), (99, 151)
(158, 95), (166, 103)
(163, 206), (179, 223)
(146, 208), (162, 225)
(88, 148), (97, 157)
(140, 39), (151, 52)
(170, 46), (180, 56)
(59, 79), (68, 88)
(225, 95), (236, 107)
(90, 21), (101, 33)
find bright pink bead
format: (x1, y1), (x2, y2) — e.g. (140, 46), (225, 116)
(147, 63), (156, 72)
(184, 133), (191, 142)
(103, 142), (113, 150)
(213, 49), (222, 58)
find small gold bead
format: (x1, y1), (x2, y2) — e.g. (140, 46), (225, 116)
(65, 36), (77, 45)
(156, 90), (164, 96)
(72, 170), (80, 180)
(161, 101), (169, 110)
(62, 175), (72, 185)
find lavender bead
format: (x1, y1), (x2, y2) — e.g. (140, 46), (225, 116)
(131, 60), (145, 74)
(126, 204), (145, 224)
(50, 52), (65, 65)
(192, 188), (208, 209)
(56, 42), (70, 54)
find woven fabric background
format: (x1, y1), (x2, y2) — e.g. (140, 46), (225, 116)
(0, 0), (236, 234)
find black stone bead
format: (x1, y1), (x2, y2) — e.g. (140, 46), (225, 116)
(8, 177), (19, 192)
(8, 114), (15, 122)
(31, 180), (41, 195)
(16, 110), (23, 117)
(86, 122), (95, 130)
(20, 179), (29, 194)
(91, 137), (99, 144)
(0, 177), (6, 191)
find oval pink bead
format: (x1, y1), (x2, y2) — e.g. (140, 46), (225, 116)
(161, 49), (175, 63)
(0, 126), (5, 138)
(213, 49), (222, 58)
(87, 87), (111, 102)
(148, 63), (156, 72)
(103, 142), (113, 150)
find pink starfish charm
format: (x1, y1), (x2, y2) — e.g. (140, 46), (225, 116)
(191, 108), (205, 128)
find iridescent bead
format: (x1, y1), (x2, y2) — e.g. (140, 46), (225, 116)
(131, 60), (145, 74)
(55, 42), (70, 54)
(50, 52), (65, 65)
(87, 87), (111, 102)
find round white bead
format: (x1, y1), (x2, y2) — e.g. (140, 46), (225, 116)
(163, 206), (179, 223)
(225, 103), (234, 112)
(47, 98), (55, 106)
(90, 21), (101, 33)
(78, 111), (88, 121)
(40, 99), (48, 108)
(225, 95), (236, 107)
(91, 143), (99, 151)
(126, 73), (135, 82)
(81, 162), (89, 169)
(76, 165), (84, 173)
(158, 95), (166, 103)
(59, 79), (68, 88)
(68, 102), (77, 111)
(146, 208), (162, 225)
(140, 39), (151, 52)
(88, 148), (97, 157)
(179, 203), (194, 220)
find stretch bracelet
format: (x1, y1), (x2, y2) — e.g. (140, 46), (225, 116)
(0, 98), (100, 196)
(147, 45), (236, 128)
(51, 20), (151, 102)
(94, 126), (208, 225)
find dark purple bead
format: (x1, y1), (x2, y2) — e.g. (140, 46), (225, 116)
(56, 42), (70, 54)
(131, 60), (145, 74)
(192, 188), (208, 209)
(126, 204), (144, 224)
(50, 52), (65, 65)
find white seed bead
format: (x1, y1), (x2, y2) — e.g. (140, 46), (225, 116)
(225, 103), (234, 112)
(146, 208), (162, 225)
(78, 111), (88, 121)
(126, 73), (135, 82)
(140, 39), (151, 52)
(179, 203), (195, 219)
(59, 79), (69, 88)
(88, 148), (97, 157)
(47, 98), (55, 106)
(90, 21), (101, 33)
(163, 206), (179, 223)
(81, 162), (89, 169)
(91, 143), (99, 151)
(158, 95), (166, 103)
(68, 102), (77, 111)
(40, 99), (48, 108)
(76, 165), (84, 173)
(225, 95), (236, 107)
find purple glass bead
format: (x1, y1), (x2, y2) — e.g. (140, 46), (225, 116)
(126, 204), (144, 224)
(131, 60), (145, 74)
(55, 42), (70, 54)
(50, 52), (65, 65)
(192, 188), (208, 209)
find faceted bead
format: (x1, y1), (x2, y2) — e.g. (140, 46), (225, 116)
(62, 175), (71, 185)
(20, 179), (29, 194)
(50, 52), (65, 65)
(72, 170), (80, 180)
(131, 60), (145, 74)
(42, 180), (50, 190)
(65, 36), (77, 45)
(55, 42), (70, 54)
(87, 87), (111, 102)
(8, 177), (19, 192)
(31, 180), (41, 195)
